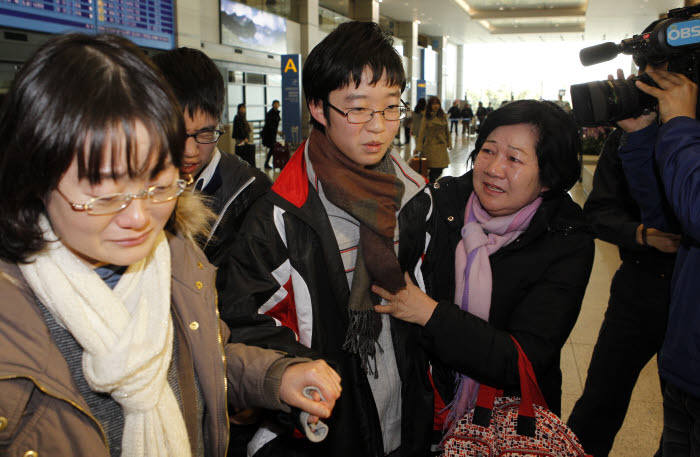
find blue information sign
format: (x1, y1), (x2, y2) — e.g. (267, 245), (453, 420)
(0, 0), (175, 50)
(281, 54), (302, 145)
(417, 79), (427, 102)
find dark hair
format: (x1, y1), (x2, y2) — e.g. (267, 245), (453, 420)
(302, 21), (406, 132)
(0, 33), (184, 263)
(152, 47), (224, 120)
(425, 96), (446, 120)
(414, 98), (427, 113)
(469, 99), (581, 195)
(272, 99), (280, 105)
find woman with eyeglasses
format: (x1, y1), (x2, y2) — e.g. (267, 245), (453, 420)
(416, 96), (452, 183)
(0, 34), (341, 457)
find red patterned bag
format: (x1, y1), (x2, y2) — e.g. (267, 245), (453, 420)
(442, 336), (591, 457)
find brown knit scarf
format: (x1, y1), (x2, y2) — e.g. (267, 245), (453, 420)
(307, 128), (406, 376)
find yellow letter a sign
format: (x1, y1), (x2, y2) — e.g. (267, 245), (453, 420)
(284, 58), (298, 73)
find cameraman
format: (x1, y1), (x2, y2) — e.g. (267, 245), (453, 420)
(568, 62), (680, 456)
(615, 65), (700, 456)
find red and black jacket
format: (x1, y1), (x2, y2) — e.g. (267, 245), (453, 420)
(220, 141), (435, 457)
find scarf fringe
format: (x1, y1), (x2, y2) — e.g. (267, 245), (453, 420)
(342, 308), (383, 377)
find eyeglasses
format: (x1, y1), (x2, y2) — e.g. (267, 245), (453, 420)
(327, 100), (410, 124)
(57, 178), (189, 215)
(185, 128), (224, 144)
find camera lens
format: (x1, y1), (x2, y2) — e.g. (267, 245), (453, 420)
(570, 76), (657, 126)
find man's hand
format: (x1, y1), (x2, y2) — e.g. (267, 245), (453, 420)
(636, 68), (698, 123)
(279, 360), (341, 422)
(611, 69), (658, 133)
(372, 272), (438, 326)
(636, 224), (682, 253)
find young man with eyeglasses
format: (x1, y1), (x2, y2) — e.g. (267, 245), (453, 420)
(152, 48), (271, 268)
(221, 21), (434, 457)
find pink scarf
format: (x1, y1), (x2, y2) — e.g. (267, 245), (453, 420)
(446, 191), (542, 429)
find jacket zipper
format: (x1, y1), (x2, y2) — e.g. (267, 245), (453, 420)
(0, 374), (109, 449)
(205, 176), (256, 248)
(214, 293), (230, 457)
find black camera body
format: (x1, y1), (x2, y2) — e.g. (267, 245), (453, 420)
(571, 5), (700, 126)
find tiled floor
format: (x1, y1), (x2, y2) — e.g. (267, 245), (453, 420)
(254, 130), (664, 456)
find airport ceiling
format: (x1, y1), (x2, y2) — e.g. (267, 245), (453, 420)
(374, 0), (684, 44)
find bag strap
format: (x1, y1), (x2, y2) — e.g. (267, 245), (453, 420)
(511, 335), (548, 417)
(471, 336), (548, 433)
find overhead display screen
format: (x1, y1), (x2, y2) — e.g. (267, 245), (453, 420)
(220, 0), (286, 55)
(0, 0), (175, 50)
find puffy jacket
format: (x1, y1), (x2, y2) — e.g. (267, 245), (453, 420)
(220, 141), (435, 457)
(0, 233), (295, 457)
(422, 173), (594, 415)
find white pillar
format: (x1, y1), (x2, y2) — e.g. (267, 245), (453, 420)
(396, 20), (419, 107)
(436, 36), (448, 104)
(350, 0), (380, 22)
(456, 44), (465, 102)
(298, 0), (319, 138)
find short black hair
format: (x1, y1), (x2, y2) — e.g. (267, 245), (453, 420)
(302, 21), (406, 132)
(470, 99), (581, 195)
(0, 33), (184, 263)
(152, 47), (224, 120)
(272, 99), (280, 105)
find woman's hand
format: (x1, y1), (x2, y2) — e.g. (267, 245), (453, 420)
(372, 272), (438, 326)
(279, 360), (342, 423)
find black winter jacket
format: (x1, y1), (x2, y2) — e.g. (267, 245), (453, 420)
(200, 151), (270, 263)
(232, 115), (251, 143)
(422, 172), (594, 415)
(261, 108), (281, 148)
(584, 128), (676, 273)
(198, 151), (271, 295)
(220, 142), (434, 457)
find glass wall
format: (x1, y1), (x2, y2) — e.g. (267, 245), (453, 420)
(220, 63), (284, 126)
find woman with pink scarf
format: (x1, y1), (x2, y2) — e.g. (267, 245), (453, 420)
(374, 100), (594, 431)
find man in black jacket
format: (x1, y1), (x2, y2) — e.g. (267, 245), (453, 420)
(460, 103), (474, 136)
(152, 48), (271, 286)
(263, 100), (282, 169)
(221, 21), (434, 457)
(567, 124), (678, 456)
(447, 100), (461, 135)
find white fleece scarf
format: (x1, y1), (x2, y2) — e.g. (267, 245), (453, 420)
(20, 216), (191, 457)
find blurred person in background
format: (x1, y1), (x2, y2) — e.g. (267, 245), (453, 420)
(262, 100), (282, 170)
(416, 96), (451, 183)
(448, 100), (461, 135)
